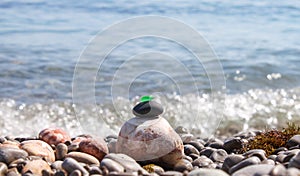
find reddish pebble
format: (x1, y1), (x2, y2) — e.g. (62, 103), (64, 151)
(79, 138), (108, 161)
(39, 128), (71, 146)
(20, 140), (55, 162)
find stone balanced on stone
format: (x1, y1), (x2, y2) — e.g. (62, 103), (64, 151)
(116, 96), (185, 168)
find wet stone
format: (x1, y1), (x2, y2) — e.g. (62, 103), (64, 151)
(173, 159), (193, 172)
(184, 144), (200, 156)
(287, 135), (300, 149)
(0, 147), (28, 164)
(209, 149), (227, 162)
(221, 154), (244, 173)
(229, 156), (261, 174)
(232, 164), (274, 176)
(188, 168), (229, 176)
(269, 164), (286, 176)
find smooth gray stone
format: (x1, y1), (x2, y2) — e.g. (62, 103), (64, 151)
(287, 135), (300, 148)
(70, 170), (82, 176)
(276, 154), (287, 163)
(200, 147), (216, 158)
(223, 138), (242, 153)
(0, 147), (28, 164)
(51, 161), (63, 170)
(208, 142), (224, 150)
(89, 166), (102, 175)
(175, 126), (189, 134)
(269, 164), (286, 176)
(107, 138), (117, 153)
(210, 149), (227, 162)
(232, 164), (274, 176)
(221, 154), (244, 173)
(229, 156), (261, 174)
(261, 159), (275, 165)
(173, 159), (193, 172)
(242, 149), (267, 161)
(192, 156), (213, 168)
(55, 143), (68, 161)
(288, 152), (300, 169)
(62, 158), (88, 176)
(0, 162), (8, 176)
(133, 101), (163, 118)
(104, 153), (147, 174)
(187, 141), (204, 152)
(100, 158), (124, 173)
(188, 168), (229, 176)
(184, 144), (200, 156)
(160, 171), (183, 176)
(287, 167), (300, 176)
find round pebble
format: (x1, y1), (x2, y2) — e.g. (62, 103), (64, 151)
(200, 147), (216, 158)
(287, 135), (300, 149)
(186, 141), (204, 152)
(242, 149), (267, 161)
(0, 147), (28, 164)
(192, 156), (214, 168)
(39, 128), (71, 146)
(20, 140), (55, 162)
(104, 153), (145, 173)
(223, 138), (242, 153)
(66, 152), (100, 166)
(70, 169), (82, 176)
(269, 164), (286, 176)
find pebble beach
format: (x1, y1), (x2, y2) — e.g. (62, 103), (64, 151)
(1, 126), (300, 176)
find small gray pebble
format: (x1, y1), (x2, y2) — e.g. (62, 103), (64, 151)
(89, 166), (102, 175)
(229, 156), (261, 174)
(56, 143), (68, 160)
(287, 167), (300, 176)
(210, 149), (227, 162)
(200, 147), (216, 158)
(223, 138), (242, 153)
(0, 147), (28, 164)
(175, 126), (189, 134)
(242, 149), (267, 161)
(221, 154), (244, 173)
(192, 156), (214, 167)
(208, 142), (224, 150)
(269, 164), (286, 176)
(187, 141), (204, 152)
(100, 158), (124, 173)
(268, 155), (277, 161)
(184, 144), (200, 156)
(276, 154), (287, 163)
(232, 164), (274, 176)
(287, 135), (300, 149)
(70, 170), (82, 176)
(188, 168), (229, 176)
(62, 158), (88, 176)
(174, 159), (193, 172)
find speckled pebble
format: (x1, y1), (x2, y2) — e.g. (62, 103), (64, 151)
(79, 138), (108, 161)
(39, 128), (71, 146)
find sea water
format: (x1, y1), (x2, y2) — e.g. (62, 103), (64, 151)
(0, 0), (300, 137)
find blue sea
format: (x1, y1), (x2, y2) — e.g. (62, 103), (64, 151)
(0, 0), (300, 137)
